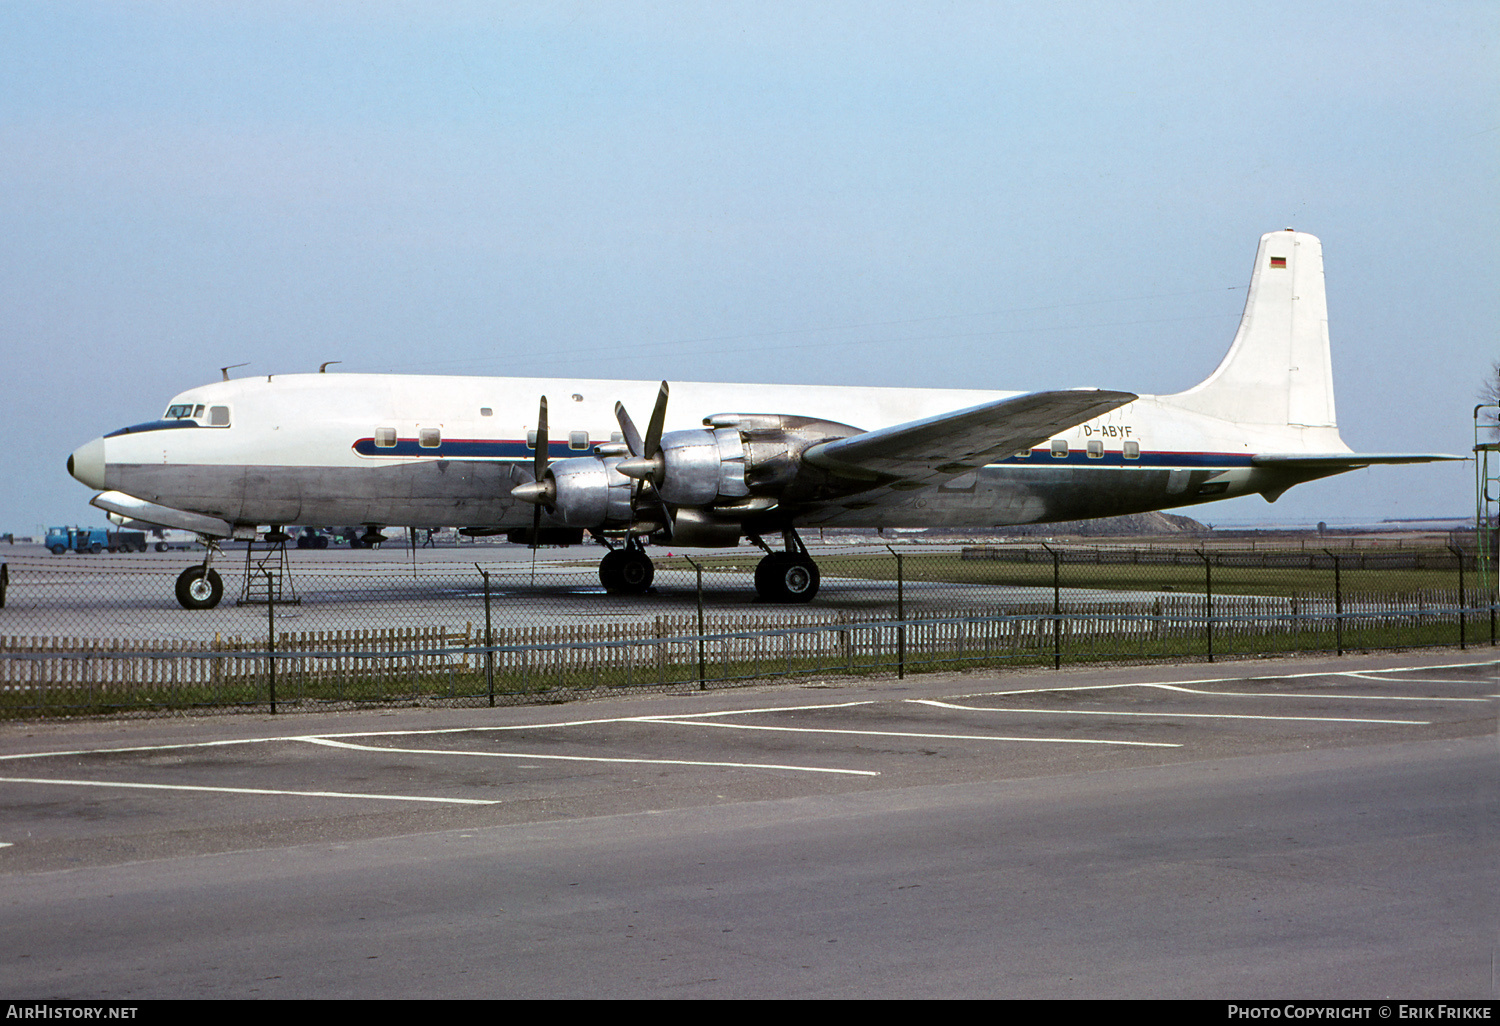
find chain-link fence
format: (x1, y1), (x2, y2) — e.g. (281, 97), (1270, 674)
(1, 540), (1494, 718)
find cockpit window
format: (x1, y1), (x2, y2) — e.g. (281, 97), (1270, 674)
(165, 404), (196, 419)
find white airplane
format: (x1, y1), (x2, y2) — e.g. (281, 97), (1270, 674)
(67, 230), (1456, 609)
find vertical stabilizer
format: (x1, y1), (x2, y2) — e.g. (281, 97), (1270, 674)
(1167, 229), (1336, 428)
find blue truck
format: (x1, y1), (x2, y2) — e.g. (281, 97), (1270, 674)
(45, 526), (148, 554)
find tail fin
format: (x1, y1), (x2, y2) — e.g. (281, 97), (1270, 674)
(1167, 229), (1336, 428)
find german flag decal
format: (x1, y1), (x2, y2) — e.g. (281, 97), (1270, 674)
(1269, 256), (1287, 268)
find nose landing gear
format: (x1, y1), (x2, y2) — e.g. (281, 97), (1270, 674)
(175, 561), (224, 609)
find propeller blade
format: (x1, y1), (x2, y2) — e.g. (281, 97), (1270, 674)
(531, 396), (549, 550)
(643, 381), (669, 460)
(533, 396), (549, 481)
(614, 401), (644, 457)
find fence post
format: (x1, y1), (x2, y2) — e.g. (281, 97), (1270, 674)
(1199, 550), (1213, 663)
(1449, 545), (1466, 650)
(264, 568), (277, 714)
(476, 564), (494, 706)
(684, 555), (706, 688)
(1325, 549), (1343, 656)
(886, 546), (904, 678)
(1042, 544), (1061, 669)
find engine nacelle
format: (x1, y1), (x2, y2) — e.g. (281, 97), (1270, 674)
(543, 456), (634, 528)
(653, 427), (749, 506)
(648, 415), (863, 508)
(668, 508), (744, 547)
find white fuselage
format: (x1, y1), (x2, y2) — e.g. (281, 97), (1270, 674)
(70, 370), (1348, 534)
(70, 231), (1395, 542)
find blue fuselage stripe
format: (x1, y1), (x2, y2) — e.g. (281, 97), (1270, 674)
(346, 438), (1254, 468)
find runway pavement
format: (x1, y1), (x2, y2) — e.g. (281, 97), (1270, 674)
(0, 650), (1494, 998)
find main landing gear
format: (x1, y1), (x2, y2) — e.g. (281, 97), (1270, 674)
(750, 528), (820, 603)
(598, 535), (654, 595)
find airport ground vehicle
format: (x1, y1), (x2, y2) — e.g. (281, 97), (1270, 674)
(44, 526), (148, 554)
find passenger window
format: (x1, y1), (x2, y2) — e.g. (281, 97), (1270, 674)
(1123, 441), (1140, 460)
(208, 406), (230, 427)
(375, 428), (397, 448)
(1087, 440), (1103, 459)
(569, 430), (589, 451)
(480, 407), (493, 417)
(1050, 439), (1069, 458)
(419, 428), (441, 448)
(526, 430), (538, 450)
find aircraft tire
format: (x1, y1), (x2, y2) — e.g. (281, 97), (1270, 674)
(600, 549), (653, 595)
(755, 553), (820, 603)
(175, 567), (224, 610)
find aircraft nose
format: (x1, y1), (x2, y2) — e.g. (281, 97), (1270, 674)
(68, 437), (107, 490)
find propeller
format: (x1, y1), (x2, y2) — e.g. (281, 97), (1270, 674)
(615, 381), (669, 486)
(614, 382), (672, 537)
(509, 396), (552, 548)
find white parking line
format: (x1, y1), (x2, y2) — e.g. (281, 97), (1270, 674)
(0, 776), (500, 804)
(1339, 673), (1487, 685)
(908, 698), (1429, 725)
(950, 659), (1498, 703)
(955, 682), (1488, 703)
(654, 719), (1181, 748)
(299, 736), (880, 776)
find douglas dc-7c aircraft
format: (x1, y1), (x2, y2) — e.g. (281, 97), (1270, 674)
(67, 230), (1457, 609)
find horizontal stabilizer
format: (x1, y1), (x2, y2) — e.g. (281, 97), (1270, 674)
(803, 389), (1137, 485)
(1251, 453), (1465, 469)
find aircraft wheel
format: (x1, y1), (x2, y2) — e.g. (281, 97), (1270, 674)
(600, 549), (654, 595)
(175, 567), (224, 610)
(755, 553), (820, 603)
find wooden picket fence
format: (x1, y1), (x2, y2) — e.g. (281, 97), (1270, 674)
(1, 588), (1483, 707)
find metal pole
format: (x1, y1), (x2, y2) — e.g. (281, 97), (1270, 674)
(886, 545), (904, 678)
(1325, 550), (1343, 657)
(684, 555), (706, 688)
(264, 568), (276, 714)
(476, 564), (494, 705)
(1054, 550), (1062, 669)
(1450, 545), (1466, 651)
(1200, 550), (1213, 663)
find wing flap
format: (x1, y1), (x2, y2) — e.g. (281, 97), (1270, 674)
(802, 389), (1138, 485)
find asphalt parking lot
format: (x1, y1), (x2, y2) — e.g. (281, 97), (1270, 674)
(1, 651), (1494, 998)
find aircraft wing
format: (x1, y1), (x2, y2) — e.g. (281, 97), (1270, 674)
(1250, 453), (1466, 468)
(802, 389), (1138, 487)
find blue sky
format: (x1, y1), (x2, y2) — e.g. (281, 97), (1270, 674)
(2, 1), (1495, 533)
